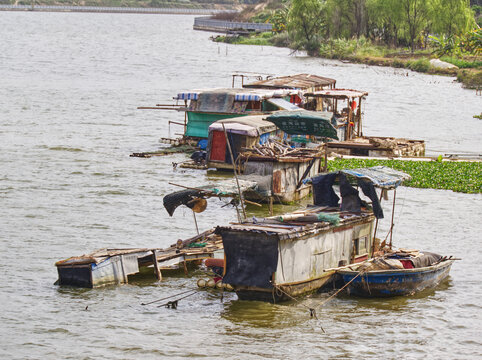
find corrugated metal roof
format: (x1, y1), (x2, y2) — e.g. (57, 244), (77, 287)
(340, 166), (411, 189)
(243, 74), (336, 90)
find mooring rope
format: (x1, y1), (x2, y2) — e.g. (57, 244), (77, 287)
(312, 270), (366, 312)
(156, 290), (198, 309)
(270, 282), (325, 332)
(269, 268), (367, 333)
(141, 288), (197, 306)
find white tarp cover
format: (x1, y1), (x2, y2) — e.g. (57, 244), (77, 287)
(267, 98), (302, 111)
(177, 88), (300, 101)
(208, 115), (276, 137)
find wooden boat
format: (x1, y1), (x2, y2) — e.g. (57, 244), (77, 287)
(337, 254), (455, 297)
(217, 166), (411, 302)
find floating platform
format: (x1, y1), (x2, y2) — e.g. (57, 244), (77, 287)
(327, 136), (425, 157)
(55, 230), (221, 288)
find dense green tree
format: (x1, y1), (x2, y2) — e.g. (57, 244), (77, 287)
(325, 0), (368, 39)
(431, 0), (475, 37)
(398, 0), (432, 52)
(287, 0), (326, 54)
(366, 0), (403, 46)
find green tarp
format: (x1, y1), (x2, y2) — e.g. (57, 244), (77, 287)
(266, 110), (338, 139)
(185, 112), (246, 138)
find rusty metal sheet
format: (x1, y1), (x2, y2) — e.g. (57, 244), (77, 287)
(272, 170), (284, 194)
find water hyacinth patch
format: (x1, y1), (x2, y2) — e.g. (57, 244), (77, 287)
(327, 158), (481, 194)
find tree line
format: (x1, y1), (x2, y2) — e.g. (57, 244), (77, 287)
(282, 0), (479, 54)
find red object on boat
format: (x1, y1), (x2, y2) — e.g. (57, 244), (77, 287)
(205, 258), (224, 268)
(400, 260), (415, 269)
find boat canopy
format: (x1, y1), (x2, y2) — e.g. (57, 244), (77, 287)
(340, 166), (411, 189)
(176, 88), (300, 102)
(243, 73), (336, 90)
(208, 115), (277, 137)
(266, 110), (338, 139)
(304, 88), (368, 99)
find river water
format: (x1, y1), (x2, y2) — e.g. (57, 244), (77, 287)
(0, 12), (481, 359)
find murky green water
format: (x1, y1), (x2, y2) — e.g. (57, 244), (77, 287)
(0, 11), (481, 359)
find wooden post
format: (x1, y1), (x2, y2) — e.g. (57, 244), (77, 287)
(269, 196), (274, 216)
(183, 100), (187, 135)
(388, 189), (397, 249)
(119, 255), (128, 284)
(183, 256), (189, 275)
(371, 190), (384, 255)
(193, 210), (199, 235)
(222, 123), (247, 220)
(323, 144), (328, 172)
(358, 96), (362, 136)
(151, 250), (162, 281)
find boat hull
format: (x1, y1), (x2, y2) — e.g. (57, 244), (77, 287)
(338, 260), (454, 297)
(234, 273), (334, 303)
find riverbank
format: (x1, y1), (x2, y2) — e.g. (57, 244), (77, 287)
(327, 158), (481, 194)
(213, 33), (482, 89)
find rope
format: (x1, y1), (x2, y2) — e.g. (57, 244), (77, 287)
(312, 270), (366, 312)
(156, 290), (198, 309)
(140, 288), (197, 306)
(270, 282), (325, 333)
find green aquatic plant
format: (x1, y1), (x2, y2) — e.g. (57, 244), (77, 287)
(327, 158), (482, 194)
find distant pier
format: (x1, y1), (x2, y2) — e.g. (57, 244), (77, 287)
(0, 4), (233, 15)
(193, 16), (272, 33)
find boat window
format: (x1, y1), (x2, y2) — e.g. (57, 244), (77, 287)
(356, 236), (368, 255)
(246, 100), (261, 111)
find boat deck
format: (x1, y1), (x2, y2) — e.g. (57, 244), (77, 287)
(219, 206), (374, 237)
(55, 229), (222, 288)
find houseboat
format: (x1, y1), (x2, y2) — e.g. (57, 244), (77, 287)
(217, 166), (411, 302)
(206, 115), (279, 170)
(137, 74), (337, 144)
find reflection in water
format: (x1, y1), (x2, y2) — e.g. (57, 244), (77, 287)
(221, 299), (308, 329)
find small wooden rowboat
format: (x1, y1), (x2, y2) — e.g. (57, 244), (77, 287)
(337, 254), (455, 297)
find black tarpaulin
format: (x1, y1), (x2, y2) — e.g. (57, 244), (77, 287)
(358, 179), (384, 219)
(163, 189), (202, 216)
(217, 227), (279, 289)
(311, 172), (339, 207)
(339, 173), (361, 213)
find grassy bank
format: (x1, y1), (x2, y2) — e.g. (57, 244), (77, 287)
(327, 158), (482, 194)
(214, 33), (482, 89)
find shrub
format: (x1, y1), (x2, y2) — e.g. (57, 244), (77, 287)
(271, 32), (290, 47)
(392, 58), (406, 68)
(408, 58), (431, 72)
(440, 56), (482, 69)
